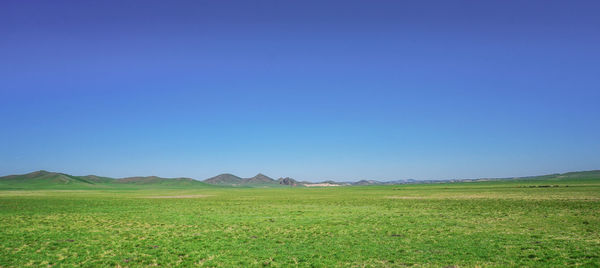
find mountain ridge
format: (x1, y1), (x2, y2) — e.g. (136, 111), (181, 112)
(1, 170), (599, 189)
(203, 173), (278, 186)
(204, 173), (244, 185)
(0, 171), (211, 189)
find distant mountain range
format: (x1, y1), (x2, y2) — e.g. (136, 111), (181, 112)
(1, 170), (599, 189)
(203, 173), (302, 187)
(0, 170), (210, 189)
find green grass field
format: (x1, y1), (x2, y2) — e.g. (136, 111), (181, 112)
(1, 177), (599, 267)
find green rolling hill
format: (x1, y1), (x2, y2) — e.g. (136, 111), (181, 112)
(0, 171), (212, 190)
(1, 170), (599, 189)
(203, 173), (244, 185)
(203, 173), (291, 187)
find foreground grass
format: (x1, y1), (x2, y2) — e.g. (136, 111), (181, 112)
(0, 180), (599, 267)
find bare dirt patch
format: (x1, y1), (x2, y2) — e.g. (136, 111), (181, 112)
(304, 183), (341, 187)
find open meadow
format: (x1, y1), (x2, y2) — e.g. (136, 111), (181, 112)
(4, 1), (600, 266)
(1, 176), (599, 267)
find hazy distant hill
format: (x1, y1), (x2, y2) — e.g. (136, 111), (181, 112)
(80, 175), (114, 183)
(115, 176), (204, 186)
(0, 171), (100, 188)
(352, 180), (382, 186)
(244, 173), (276, 184)
(203, 173), (279, 186)
(278, 177), (300, 186)
(0, 171), (211, 189)
(1, 170), (599, 189)
(202, 174), (302, 187)
(349, 170), (600, 185)
(204, 173), (244, 185)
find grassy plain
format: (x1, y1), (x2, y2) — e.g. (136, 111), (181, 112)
(1, 177), (599, 267)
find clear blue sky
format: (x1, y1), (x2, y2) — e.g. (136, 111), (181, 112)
(1, 1), (599, 181)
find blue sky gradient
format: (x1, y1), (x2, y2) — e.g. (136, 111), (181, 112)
(1, 1), (599, 181)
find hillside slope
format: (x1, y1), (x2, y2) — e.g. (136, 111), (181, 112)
(203, 173), (283, 187)
(204, 173), (244, 185)
(0, 171), (102, 189)
(0, 171), (211, 189)
(244, 173), (277, 185)
(2, 170), (599, 189)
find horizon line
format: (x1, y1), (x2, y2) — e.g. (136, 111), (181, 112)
(2, 169), (599, 184)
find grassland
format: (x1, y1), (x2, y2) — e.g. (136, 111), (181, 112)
(0, 176), (599, 267)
